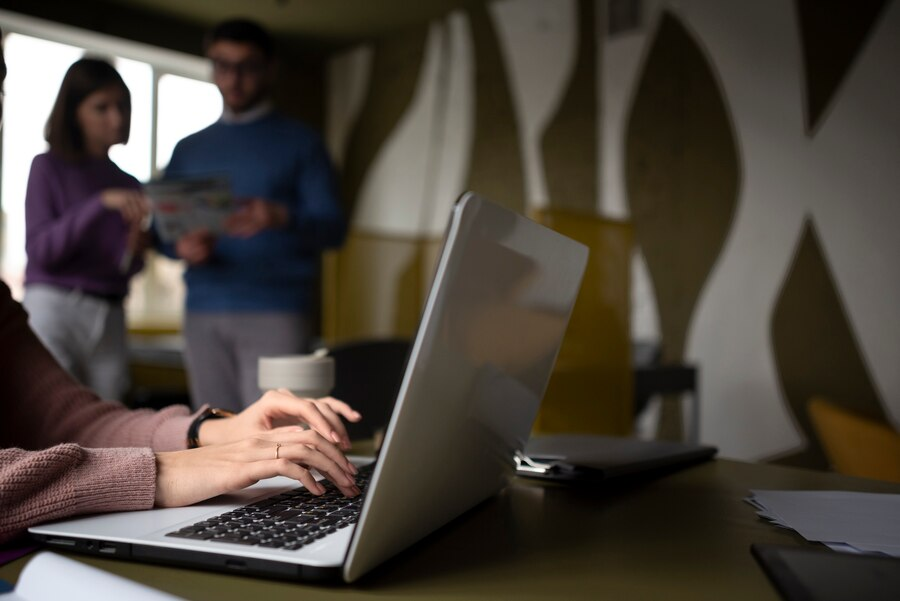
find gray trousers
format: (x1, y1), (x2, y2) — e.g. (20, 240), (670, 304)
(22, 284), (129, 401)
(183, 312), (309, 412)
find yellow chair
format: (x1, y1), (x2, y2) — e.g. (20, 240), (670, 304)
(321, 231), (440, 344)
(530, 209), (633, 436)
(808, 397), (900, 483)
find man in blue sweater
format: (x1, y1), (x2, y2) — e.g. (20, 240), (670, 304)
(163, 19), (346, 412)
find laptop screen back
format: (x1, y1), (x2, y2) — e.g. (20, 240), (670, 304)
(344, 193), (588, 581)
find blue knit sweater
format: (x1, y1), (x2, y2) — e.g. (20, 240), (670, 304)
(162, 113), (345, 312)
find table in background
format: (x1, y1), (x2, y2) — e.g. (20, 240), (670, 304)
(3, 459), (899, 600)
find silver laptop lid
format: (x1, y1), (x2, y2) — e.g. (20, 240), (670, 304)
(343, 193), (588, 582)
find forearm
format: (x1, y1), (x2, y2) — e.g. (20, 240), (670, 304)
(66, 403), (198, 452)
(0, 445), (157, 544)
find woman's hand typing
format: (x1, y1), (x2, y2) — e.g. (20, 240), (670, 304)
(154, 429), (360, 508)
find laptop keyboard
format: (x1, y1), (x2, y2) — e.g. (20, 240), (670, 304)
(165, 464), (373, 550)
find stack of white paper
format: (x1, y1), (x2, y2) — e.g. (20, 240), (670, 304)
(746, 490), (900, 556)
(0, 552), (184, 601)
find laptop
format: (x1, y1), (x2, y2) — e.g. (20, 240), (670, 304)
(29, 192), (589, 583)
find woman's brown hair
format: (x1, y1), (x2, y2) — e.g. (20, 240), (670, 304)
(45, 57), (131, 160)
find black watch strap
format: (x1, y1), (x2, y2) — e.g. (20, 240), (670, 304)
(187, 407), (235, 448)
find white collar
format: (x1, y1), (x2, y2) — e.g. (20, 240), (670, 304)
(220, 101), (274, 125)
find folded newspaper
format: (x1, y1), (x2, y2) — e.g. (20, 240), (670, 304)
(145, 176), (235, 243)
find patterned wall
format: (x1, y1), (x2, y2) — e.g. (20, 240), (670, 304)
(772, 219), (890, 467)
(625, 10), (740, 439)
(327, 0), (900, 464)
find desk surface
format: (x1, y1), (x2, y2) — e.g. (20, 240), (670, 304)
(3, 458), (899, 600)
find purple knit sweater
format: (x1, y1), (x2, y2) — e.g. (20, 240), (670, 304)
(24, 151), (144, 298)
(0, 281), (196, 543)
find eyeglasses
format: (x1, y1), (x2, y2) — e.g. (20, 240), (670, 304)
(211, 58), (267, 77)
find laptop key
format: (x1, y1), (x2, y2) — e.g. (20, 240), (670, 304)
(210, 535), (243, 543)
(166, 530), (212, 540)
(165, 463), (374, 548)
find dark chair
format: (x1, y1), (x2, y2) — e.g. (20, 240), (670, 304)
(632, 341), (700, 442)
(327, 338), (411, 441)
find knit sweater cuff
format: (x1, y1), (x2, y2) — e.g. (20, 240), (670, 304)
(72, 447), (157, 514)
(150, 406), (204, 451)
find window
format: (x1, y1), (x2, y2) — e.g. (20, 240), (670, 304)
(0, 12), (221, 328)
(156, 73), (222, 172)
(0, 34), (82, 294)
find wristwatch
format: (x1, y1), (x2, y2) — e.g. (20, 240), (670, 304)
(187, 407), (235, 448)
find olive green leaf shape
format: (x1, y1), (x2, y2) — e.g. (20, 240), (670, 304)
(625, 11), (740, 439)
(771, 218), (888, 469)
(341, 26), (429, 218)
(796, 0), (889, 135)
(541, 0), (598, 214)
(464, 3), (525, 214)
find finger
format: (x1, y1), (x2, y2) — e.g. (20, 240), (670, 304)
(115, 198), (132, 221)
(137, 196), (152, 218)
(125, 201), (140, 223)
(266, 425), (306, 435)
(286, 454), (359, 498)
(313, 401), (352, 450)
(127, 197), (144, 223)
(243, 435), (358, 497)
(295, 429), (359, 476)
(269, 390), (345, 447)
(313, 466), (361, 498)
(253, 431), (357, 477)
(277, 442), (357, 494)
(318, 396), (363, 422)
(244, 458), (325, 495)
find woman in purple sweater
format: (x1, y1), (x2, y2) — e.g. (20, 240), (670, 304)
(0, 36), (360, 545)
(22, 58), (150, 401)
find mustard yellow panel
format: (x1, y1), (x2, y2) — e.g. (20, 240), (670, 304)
(808, 397), (900, 484)
(322, 232), (440, 344)
(530, 209), (633, 436)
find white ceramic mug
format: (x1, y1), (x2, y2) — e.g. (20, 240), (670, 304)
(258, 349), (335, 399)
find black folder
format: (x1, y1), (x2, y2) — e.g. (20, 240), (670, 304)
(751, 543), (900, 601)
(516, 434), (717, 483)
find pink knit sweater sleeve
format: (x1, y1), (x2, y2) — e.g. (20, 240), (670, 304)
(0, 445), (156, 543)
(0, 281), (200, 543)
